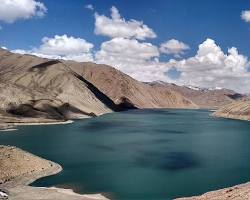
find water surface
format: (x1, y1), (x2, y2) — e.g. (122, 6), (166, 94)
(1, 109), (250, 200)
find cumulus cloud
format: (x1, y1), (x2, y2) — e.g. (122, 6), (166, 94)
(92, 36), (250, 93)
(0, 0), (47, 23)
(12, 35), (94, 62)
(85, 4), (94, 10)
(95, 37), (172, 81)
(160, 39), (190, 57)
(170, 38), (250, 93)
(241, 10), (250, 22)
(94, 6), (156, 40)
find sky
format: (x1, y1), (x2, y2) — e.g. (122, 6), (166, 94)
(1, 0), (250, 93)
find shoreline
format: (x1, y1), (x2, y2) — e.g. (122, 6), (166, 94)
(11, 119), (74, 126)
(0, 146), (109, 200)
(1, 109), (250, 199)
(212, 113), (250, 122)
(0, 120), (74, 132)
(175, 182), (250, 199)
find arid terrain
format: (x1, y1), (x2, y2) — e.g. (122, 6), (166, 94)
(175, 182), (250, 200)
(66, 61), (196, 109)
(0, 145), (109, 200)
(0, 48), (246, 129)
(149, 82), (246, 109)
(1, 48), (250, 200)
(213, 100), (250, 121)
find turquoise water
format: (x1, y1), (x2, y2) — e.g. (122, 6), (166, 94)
(1, 109), (250, 200)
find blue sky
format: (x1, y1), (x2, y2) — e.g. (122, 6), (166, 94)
(1, 0), (250, 92)
(1, 0), (250, 55)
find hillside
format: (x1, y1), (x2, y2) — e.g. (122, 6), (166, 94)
(149, 82), (244, 109)
(213, 100), (250, 121)
(0, 48), (245, 126)
(65, 61), (197, 109)
(0, 48), (115, 124)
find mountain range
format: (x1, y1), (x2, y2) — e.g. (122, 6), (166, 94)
(0, 48), (248, 125)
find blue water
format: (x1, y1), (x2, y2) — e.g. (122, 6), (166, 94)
(0, 109), (250, 200)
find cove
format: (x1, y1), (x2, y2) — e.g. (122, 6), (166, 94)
(0, 109), (250, 200)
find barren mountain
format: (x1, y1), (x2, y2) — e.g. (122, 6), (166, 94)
(65, 61), (197, 109)
(149, 82), (244, 109)
(0, 48), (115, 123)
(0, 48), (244, 125)
(213, 100), (250, 121)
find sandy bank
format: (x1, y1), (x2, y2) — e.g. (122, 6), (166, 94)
(11, 119), (74, 126)
(175, 182), (250, 200)
(0, 145), (109, 200)
(0, 119), (74, 132)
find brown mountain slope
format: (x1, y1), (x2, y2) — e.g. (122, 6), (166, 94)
(64, 61), (197, 109)
(149, 82), (244, 109)
(213, 100), (250, 121)
(0, 47), (243, 125)
(0, 49), (115, 123)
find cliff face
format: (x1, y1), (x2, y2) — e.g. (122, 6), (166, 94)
(213, 100), (250, 121)
(65, 61), (197, 109)
(0, 49), (114, 122)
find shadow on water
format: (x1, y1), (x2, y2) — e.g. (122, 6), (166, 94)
(161, 152), (201, 171)
(78, 120), (147, 133)
(92, 144), (117, 151)
(125, 138), (172, 147)
(78, 121), (121, 132)
(122, 109), (179, 115)
(88, 138), (173, 154)
(154, 129), (186, 134)
(136, 151), (201, 171)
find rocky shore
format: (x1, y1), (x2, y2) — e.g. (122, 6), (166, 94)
(213, 100), (250, 121)
(0, 145), (109, 200)
(175, 182), (250, 200)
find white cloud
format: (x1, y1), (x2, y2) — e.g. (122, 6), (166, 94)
(12, 35), (94, 62)
(0, 0), (47, 23)
(85, 4), (94, 10)
(92, 37), (250, 93)
(170, 38), (250, 93)
(160, 39), (190, 57)
(95, 37), (172, 81)
(36, 35), (93, 56)
(94, 6), (156, 40)
(241, 10), (250, 23)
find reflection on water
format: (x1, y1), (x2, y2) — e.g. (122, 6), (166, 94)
(0, 109), (250, 200)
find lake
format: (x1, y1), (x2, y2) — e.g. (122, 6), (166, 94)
(1, 109), (250, 200)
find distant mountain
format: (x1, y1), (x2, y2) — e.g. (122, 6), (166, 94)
(213, 100), (250, 121)
(148, 82), (246, 109)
